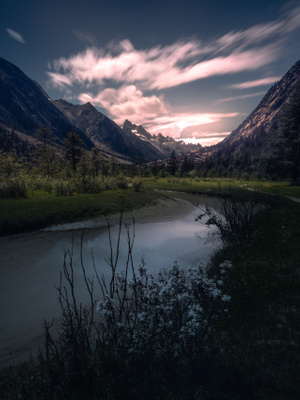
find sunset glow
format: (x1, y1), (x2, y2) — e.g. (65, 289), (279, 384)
(3, 1), (299, 144)
(43, 4), (300, 143)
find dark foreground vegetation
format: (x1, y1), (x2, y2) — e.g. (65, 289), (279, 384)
(0, 176), (299, 400)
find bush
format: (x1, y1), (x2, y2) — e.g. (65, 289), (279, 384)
(115, 174), (128, 189)
(197, 189), (270, 247)
(97, 262), (231, 360)
(42, 222), (232, 399)
(133, 179), (143, 192)
(54, 179), (75, 196)
(0, 177), (27, 199)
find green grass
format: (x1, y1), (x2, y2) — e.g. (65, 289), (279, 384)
(1, 177), (299, 237)
(208, 198), (300, 399)
(245, 181), (300, 197)
(144, 177), (300, 198)
(0, 187), (162, 236)
(143, 177), (237, 194)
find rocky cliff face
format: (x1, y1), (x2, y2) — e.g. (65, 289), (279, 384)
(53, 100), (166, 162)
(221, 60), (300, 147)
(212, 59), (300, 181)
(122, 120), (202, 159)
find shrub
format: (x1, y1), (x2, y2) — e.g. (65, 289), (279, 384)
(0, 177), (27, 199)
(54, 179), (75, 196)
(133, 179), (143, 192)
(197, 189), (270, 247)
(115, 174), (128, 189)
(42, 222), (232, 398)
(97, 261), (231, 361)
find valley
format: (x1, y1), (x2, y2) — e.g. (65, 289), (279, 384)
(0, 55), (299, 400)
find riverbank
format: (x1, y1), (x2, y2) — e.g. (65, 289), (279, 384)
(1, 177), (299, 237)
(0, 188), (163, 236)
(0, 178), (300, 236)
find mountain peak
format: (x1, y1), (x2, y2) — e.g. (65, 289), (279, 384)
(122, 119), (153, 140)
(82, 101), (95, 109)
(122, 119), (135, 130)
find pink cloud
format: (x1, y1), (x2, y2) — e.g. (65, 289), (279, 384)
(216, 6), (300, 50)
(78, 86), (239, 139)
(229, 77), (281, 89)
(46, 5), (300, 139)
(214, 91), (266, 105)
(47, 72), (73, 89)
(148, 113), (239, 138)
(151, 46), (278, 90)
(48, 42), (279, 91)
(78, 85), (170, 124)
(178, 133), (230, 146)
(47, 6), (300, 91)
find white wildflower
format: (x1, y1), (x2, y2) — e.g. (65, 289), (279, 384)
(221, 294), (231, 302)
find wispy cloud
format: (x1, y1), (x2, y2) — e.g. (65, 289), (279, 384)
(48, 41), (279, 91)
(47, 5), (300, 138)
(229, 77), (281, 89)
(47, 72), (73, 89)
(72, 29), (96, 44)
(214, 91), (266, 105)
(6, 28), (25, 44)
(179, 132), (231, 146)
(48, 6), (300, 91)
(142, 112), (239, 138)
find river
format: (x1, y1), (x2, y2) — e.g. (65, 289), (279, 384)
(0, 193), (220, 367)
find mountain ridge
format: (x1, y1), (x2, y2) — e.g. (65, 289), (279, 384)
(0, 57), (93, 149)
(0, 56), (299, 180)
(53, 99), (167, 162)
(220, 59), (300, 147)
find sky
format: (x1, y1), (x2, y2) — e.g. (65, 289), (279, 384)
(1, 0), (300, 146)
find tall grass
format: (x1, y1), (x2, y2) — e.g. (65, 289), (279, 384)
(0, 177), (27, 199)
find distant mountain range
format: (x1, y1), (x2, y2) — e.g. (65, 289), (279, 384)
(0, 56), (299, 181)
(0, 57), (201, 163)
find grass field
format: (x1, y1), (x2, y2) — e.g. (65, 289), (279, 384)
(1, 177), (299, 237)
(0, 187), (162, 236)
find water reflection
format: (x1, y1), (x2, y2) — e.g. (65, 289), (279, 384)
(0, 194), (220, 366)
(82, 207), (216, 277)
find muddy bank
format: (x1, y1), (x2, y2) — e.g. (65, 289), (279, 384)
(41, 195), (198, 232)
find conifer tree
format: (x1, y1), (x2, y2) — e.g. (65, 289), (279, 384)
(35, 126), (56, 177)
(167, 150), (178, 176)
(64, 130), (83, 172)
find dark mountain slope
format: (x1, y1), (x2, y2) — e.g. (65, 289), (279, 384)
(212, 59), (300, 181)
(0, 57), (92, 148)
(220, 60), (300, 147)
(53, 100), (166, 162)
